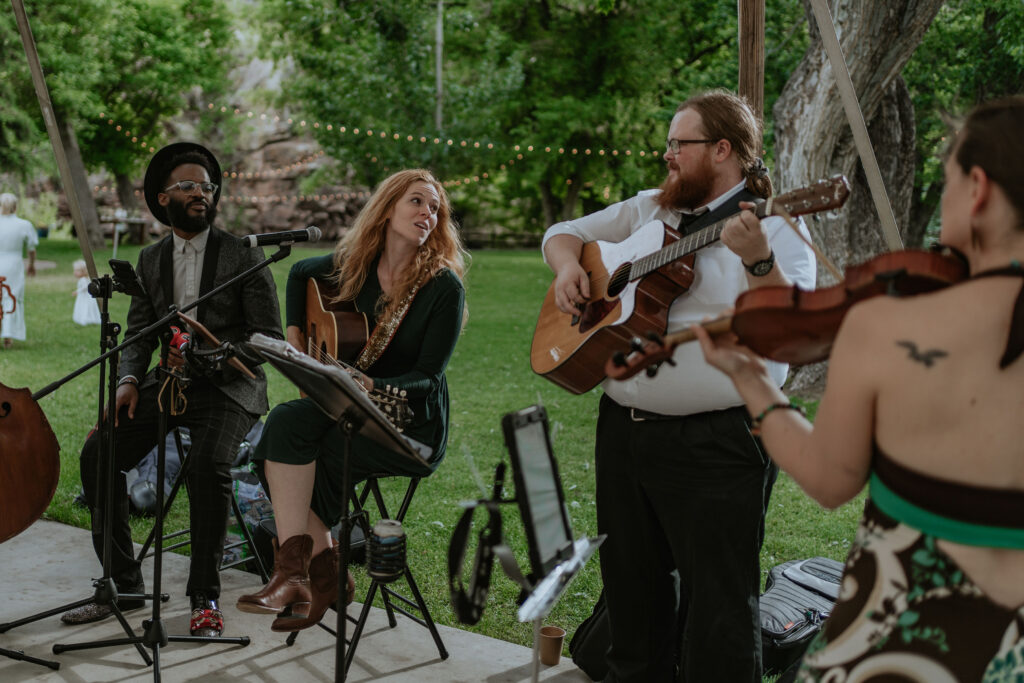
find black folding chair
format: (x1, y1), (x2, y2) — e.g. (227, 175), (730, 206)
(285, 474), (449, 675)
(136, 428), (270, 582)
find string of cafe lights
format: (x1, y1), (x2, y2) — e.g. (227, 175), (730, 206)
(90, 184), (373, 204)
(201, 102), (662, 162)
(98, 104), (663, 196)
(97, 113), (325, 177)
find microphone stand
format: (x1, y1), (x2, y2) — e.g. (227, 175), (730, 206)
(1, 244), (293, 678)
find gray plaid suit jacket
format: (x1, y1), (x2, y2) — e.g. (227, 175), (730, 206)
(118, 226), (283, 415)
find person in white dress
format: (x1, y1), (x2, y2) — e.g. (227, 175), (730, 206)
(72, 259), (101, 325)
(0, 192), (38, 348)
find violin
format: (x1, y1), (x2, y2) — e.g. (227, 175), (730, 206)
(0, 383), (60, 543)
(605, 246), (969, 380)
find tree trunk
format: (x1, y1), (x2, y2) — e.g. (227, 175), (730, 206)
(62, 120), (104, 250)
(773, 0), (944, 398)
(115, 172), (146, 244)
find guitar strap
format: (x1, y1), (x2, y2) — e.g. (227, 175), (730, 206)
(676, 188), (760, 236)
(354, 270), (430, 371)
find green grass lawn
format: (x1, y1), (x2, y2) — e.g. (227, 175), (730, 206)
(0, 237), (864, 662)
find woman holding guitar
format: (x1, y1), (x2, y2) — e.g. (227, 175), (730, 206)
(695, 97), (1024, 680)
(237, 169), (467, 631)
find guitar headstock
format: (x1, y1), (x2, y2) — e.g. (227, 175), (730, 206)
(370, 385), (412, 432)
(768, 175), (851, 218)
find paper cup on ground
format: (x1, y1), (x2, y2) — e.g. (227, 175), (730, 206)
(539, 625), (566, 666)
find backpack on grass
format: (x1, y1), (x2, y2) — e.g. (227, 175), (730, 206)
(759, 556), (844, 680)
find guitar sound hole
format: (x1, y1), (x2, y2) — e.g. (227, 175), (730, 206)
(607, 263), (631, 298)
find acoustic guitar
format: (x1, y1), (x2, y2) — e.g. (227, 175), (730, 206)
(304, 278), (412, 430)
(530, 177), (851, 394)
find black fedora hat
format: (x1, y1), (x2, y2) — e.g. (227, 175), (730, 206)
(144, 142), (223, 227)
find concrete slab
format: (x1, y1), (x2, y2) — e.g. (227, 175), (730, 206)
(0, 520), (589, 682)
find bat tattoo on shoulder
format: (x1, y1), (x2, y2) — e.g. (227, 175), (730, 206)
(895, 340), (948, 368)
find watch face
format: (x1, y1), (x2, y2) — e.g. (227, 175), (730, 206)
(747, 251), (775, 277)
(751, 260), (774, 277)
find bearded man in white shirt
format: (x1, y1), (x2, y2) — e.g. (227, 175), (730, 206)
(543, 90), (816, 682)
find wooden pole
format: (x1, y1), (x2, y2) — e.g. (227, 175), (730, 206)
(738, 0), (766, 121)
(435, 0), (444, 132)
(10, 0), (98, 278)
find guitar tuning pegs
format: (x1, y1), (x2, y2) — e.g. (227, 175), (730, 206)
(611, 351), (627, 368)
(629, 337), (645, 352)
(645, 330), (664, 343)
(645, 363), (661, 378)
(399, 390), (407, 398)
(665, 357), (677, 367)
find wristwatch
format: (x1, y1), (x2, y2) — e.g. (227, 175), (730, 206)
(743, 250), (775, 277)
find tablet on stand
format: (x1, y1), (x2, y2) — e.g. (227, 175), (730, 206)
(501, 405), (604, 682)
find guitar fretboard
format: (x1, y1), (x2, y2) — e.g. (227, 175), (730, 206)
(627, 199), (770, 282)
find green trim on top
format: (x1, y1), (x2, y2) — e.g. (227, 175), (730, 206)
(870, 472), (1024, 550)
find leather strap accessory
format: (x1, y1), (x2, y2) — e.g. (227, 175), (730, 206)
(743, 250), (776, 277)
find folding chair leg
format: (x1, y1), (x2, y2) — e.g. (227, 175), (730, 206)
(227, 490), (270, 582)
(401, 568), (448, 659)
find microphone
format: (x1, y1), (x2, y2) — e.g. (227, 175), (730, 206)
(242, 225), (322, 248)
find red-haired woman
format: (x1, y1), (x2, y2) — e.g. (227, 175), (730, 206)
(238, 169), (467, 631)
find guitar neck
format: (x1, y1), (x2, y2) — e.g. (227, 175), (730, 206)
(629, 200), (769, 281)
(629, 217), (726, 280)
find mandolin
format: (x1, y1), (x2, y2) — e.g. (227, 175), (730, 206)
(530, 176), (851, 394)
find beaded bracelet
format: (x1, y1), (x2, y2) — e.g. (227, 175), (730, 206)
(750, 401), (806, 436)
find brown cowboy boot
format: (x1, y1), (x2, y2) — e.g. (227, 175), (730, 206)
(236, 534), (313, 618)
(271, 543), (355, 632)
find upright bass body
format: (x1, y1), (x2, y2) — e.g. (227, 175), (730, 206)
(0, 383), (60, 543)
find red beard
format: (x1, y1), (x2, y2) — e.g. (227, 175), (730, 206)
(656, 154), (715, 211)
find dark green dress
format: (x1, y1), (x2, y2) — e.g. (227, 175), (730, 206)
(253, 254), (465, 526)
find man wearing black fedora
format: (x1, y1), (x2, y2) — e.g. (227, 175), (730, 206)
(62, 142), (283, 638)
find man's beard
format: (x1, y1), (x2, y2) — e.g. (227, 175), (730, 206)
(167, 197), (216, 234)
(656, 155), (715, 211)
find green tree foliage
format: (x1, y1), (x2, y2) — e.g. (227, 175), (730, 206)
(1, 0), (236, 188)
(904, 0), (1024, 240)
(258, 0), (807, 232)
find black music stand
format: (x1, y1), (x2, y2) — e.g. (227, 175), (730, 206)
(247, 334), (430, 683)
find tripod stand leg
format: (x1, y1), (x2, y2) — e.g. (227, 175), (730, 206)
(0, 646), (60, 670)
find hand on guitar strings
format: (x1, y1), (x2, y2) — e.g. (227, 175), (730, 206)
(553, 260), (591, 315)
(347, 368), (375, 393)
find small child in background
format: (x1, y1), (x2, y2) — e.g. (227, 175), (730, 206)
(72, 259), (101, 325)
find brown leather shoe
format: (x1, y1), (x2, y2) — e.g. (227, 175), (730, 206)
(271, 543), (355, 632)
(236, 534), (313, 618)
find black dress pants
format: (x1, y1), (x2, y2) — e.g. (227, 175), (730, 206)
(80, 375), (256, 599)
(595, 395), (776, 683)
